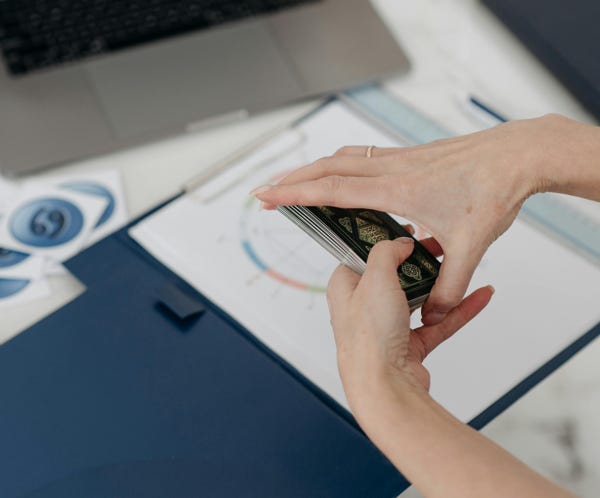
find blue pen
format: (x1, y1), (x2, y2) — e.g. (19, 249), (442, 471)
(468, 95), (509, 123)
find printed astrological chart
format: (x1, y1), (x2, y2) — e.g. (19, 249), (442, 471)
(239, 191), (338, 296)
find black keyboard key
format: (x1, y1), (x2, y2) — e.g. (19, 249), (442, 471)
(0, 0), (320, 75)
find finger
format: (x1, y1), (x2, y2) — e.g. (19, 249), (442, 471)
(276, 155), (390, 188)
(418, 236), (443, 258)
(334, 145), (403, 157)
(403, 224), (415, 236)
(327, 264), (360, 310)
(259, 201), (278, 211)
(255, 175), (397, 211)
(421, 246), (485, 326)
(335, 142), (460, 157)
(414, 285), (494, 359)
(254, 147), (408, 209)
(360, 238), (415, 292)
(327, 265), (361, 347)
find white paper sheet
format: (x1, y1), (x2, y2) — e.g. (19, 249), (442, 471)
(0, 277), (50, 309)
(130, 101), (600, 419)
(0, 251), (45, 280)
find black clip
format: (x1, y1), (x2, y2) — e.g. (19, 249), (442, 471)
(155, 282), (206, 330)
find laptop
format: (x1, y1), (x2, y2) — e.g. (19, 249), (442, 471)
(0, 0), (409, 176)
(483, 0), (600, 122)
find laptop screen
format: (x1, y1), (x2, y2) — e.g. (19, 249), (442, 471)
(483, 0), (600, 121)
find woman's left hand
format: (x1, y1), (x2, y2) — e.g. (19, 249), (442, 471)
(327, 236), (494, 417)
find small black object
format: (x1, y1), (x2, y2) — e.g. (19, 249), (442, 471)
(156, 281), (205, 322)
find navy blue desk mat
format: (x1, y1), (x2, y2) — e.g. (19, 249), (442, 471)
(0, 203), (406, 498)
(0, 199), (598, 498)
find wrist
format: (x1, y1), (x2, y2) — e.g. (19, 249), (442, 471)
(530, 114), (600, 198)
(349, 372), (445, 455)
(341, 360), (431, 429)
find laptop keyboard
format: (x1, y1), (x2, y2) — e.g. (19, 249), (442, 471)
(0, 0), (319, 76)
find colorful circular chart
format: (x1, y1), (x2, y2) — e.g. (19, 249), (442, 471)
(240, 194), (336, 294)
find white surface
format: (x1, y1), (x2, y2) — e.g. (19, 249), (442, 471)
(424, 219), (600, 420)
(0, 253), (44, 280)
(2, 0), (600, 494)
(0, 277), (50, 310)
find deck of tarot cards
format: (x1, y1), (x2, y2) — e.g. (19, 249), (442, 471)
(278, 206), (441, 310)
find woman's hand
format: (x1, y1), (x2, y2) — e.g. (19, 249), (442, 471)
(253, 114), (600, 326)
(327, 237), (494, 418)
(325, 238), (573, 498)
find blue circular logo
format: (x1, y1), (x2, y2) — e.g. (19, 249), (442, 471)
(0, 278), (30, 298)
(61, 181), (115, 228)
(0, 248), (30, 268)
(9, 197), (84, 247)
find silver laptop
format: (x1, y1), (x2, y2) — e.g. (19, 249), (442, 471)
(0, 0), (409, 176)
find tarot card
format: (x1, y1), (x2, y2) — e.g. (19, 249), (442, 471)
(278, 205), (440, 308)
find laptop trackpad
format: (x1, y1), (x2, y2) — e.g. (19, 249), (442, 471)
(86, 22), (303, 139)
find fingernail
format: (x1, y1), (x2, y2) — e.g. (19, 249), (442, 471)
(396, 237), (414, 245)
(422, 310), (446, 325)
(488, 285), (496, 295)
(259, 201), (269, 210)
(249, 185), (273, 196)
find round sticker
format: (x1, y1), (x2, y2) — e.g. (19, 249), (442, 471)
(0, 278), (29, 298)
(9, 197), (84, 247)
(61, 181), (115, 228)
(0, 248), (29, 268)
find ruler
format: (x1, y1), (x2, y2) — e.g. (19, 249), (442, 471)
(343, 85), (600, 267)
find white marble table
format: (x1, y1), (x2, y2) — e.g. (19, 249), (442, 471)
(2, 0), (599, 495)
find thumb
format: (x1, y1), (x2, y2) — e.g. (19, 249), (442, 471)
(361, 238), (416, 292)
(421, 246), (484, 325)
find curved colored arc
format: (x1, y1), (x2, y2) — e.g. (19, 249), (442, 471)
(241, 240), (326, 293)
(241, 177), (327, 294)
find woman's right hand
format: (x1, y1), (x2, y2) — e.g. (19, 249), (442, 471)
(254, 114), (600, 325)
